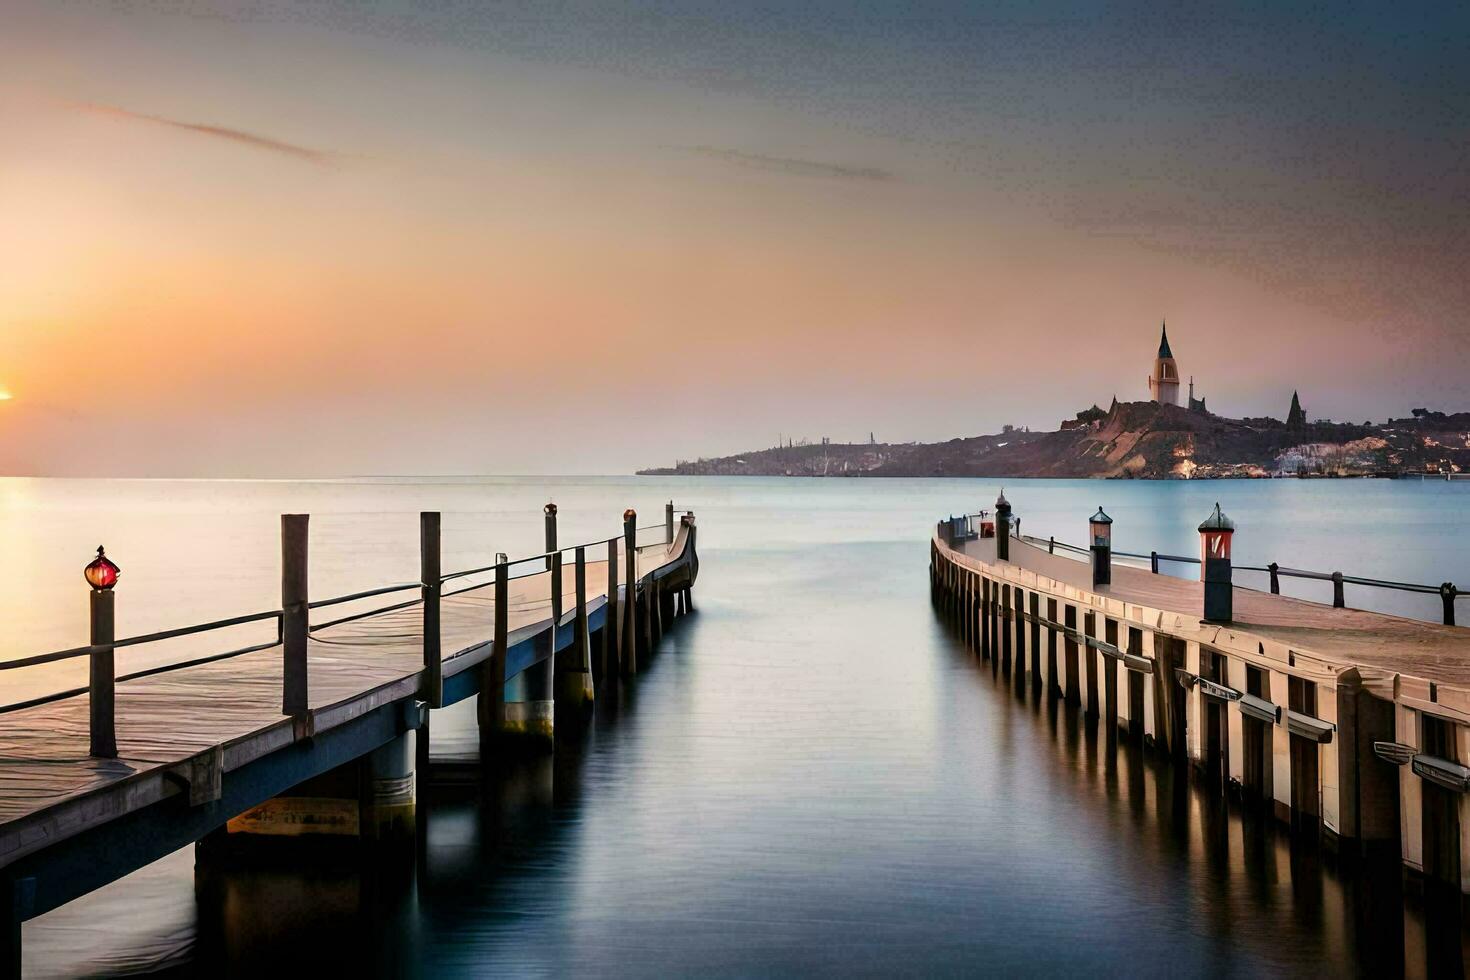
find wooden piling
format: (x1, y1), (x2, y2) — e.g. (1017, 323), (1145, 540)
(622, 510), (638, 674)
(980, 577), (990, 659)
(477, 562), (509, 759)
(420, 512), (442, 708)
(1000, 584), (1012, 668)
(605, 538), (620, 677)
(89, 588), (117, 758)
(1063, 604), (1080, 705)
(556, 546), (594, 713)
(281, 514), (309, 717)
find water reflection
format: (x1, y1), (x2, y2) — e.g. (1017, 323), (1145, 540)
(937, 602), (1469, 976)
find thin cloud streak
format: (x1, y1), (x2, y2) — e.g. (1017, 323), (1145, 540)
(67, 101), (338, 166)
(679, 145), (894, 182)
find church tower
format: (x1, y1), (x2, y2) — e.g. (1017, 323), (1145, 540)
(1286, 390), (1306, 428)
(1148, 321), (1180, 406)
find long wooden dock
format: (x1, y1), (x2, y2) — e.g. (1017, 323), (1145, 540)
(931, 499), (1470, 893)
(0, 505), (699, 971)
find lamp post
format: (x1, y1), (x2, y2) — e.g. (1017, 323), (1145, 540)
(1089, 507), (1113, 587)
(1199, 503), (1235, 623)
(84, 546), (120, 758)
(995, 489), (1012, 562)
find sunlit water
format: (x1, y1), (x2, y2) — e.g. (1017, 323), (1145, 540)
(8, 476), (1470, 976)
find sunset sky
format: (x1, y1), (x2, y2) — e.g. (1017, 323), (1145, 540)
(2, 2), (1467, 476)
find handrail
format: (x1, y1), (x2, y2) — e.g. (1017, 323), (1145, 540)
(1011, 530), (1461, 624)
(0, 608), (283, 671)
(0, 507), (697, 762)
(439, 536), (622, 582)
(308, 582), (419, 610)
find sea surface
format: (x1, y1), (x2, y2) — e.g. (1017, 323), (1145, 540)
(6, 475), (1470, 976)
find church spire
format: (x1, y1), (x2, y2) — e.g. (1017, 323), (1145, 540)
(1157, 320), (1173, 359)
(1287, 390), (1306, 428)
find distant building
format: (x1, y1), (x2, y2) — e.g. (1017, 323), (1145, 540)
(1148, 322), (1209, 411)
(1287, 390), (1307, 428)
(1188, 376), (1208, 413)
(1148, 322), (1180, 406)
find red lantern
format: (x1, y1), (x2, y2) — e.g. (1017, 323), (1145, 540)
(1198, 503), (1234, 566)
(84, 546), (120, 590)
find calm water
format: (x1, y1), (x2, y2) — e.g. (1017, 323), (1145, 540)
(9, 476), (1470, 977)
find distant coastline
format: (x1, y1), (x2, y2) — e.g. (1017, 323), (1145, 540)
(637, 403), (1470, 480)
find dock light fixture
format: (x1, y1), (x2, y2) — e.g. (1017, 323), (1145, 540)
(995, 489), (1012, 562)
(1089, 508), (1113, 587)
(85, 546), (119, 757)
(1198, 503), (1235, 623)
(84, 546), (120, 590)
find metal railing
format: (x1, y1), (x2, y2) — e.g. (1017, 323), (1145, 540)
(0, 505), (692, 761)
(1015, 531), (1462, 626)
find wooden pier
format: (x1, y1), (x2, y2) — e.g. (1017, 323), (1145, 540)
(0, 504), (699, 972)
(931, 497), (1470, 893)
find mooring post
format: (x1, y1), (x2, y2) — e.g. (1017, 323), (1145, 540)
(1150, 551), (1159, 574)
(1443, 583), (1457, 626)
(1049, 536), (1055, 555)
(1089, 507), (1113, 588)
(622, 510), (639, 673)
(420, 512), (442, 708)
(666, 500), (675, 545)
(606, 537), (621, 676)
(1268, 562), (1280, 594)
(575, 546), (592, 691)
(477, 561), (509, 760)
(86, 547), (118, 758)
(546, 502), (561, 618)
(994, 490), (1011, 562)
(1332, 571), (1345, 608)
(281, 514), (309, 716)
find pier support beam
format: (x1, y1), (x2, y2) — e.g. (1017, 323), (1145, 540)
(622, 511), (639, 675)
(202, 729), (418, 855)
(1083, 611), (1099, 717)
(1227, 657), (1247, 791)
(604, 538), (620, 678)
(1063, 604), (1080, 706)
(1269, 669), (1292, 822)
(1335, 671), (1400, 856)
(1045, 598), (1059, 699)
(555, 546), (595, 718)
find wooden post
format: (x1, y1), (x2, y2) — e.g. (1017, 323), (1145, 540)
(1442, 583), (1456, 626)
(1332, 571), (1345, 608)
(477, 561), (509, 758)
(281, 514), (309, 716)
(575, 547), (591, 674)
(622, 510), (638, 674)
(666, 500), (675, 545)
(420, 512), (442, 708)
(89, 588), (117, 758)
(1049, 536), (1055, 555)
(1269, 562), (1280, 594)
(556, 546), (595, 712)
(606, 538), (621, 676)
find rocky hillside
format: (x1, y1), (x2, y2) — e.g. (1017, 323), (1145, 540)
(638, 403), (1470, 479)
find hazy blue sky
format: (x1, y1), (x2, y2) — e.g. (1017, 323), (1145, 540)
(2, 2), (1467, 474)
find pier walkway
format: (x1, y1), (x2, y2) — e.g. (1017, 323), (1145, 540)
(931, 501), (1470, 893)
(0, 507), (699, 970)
